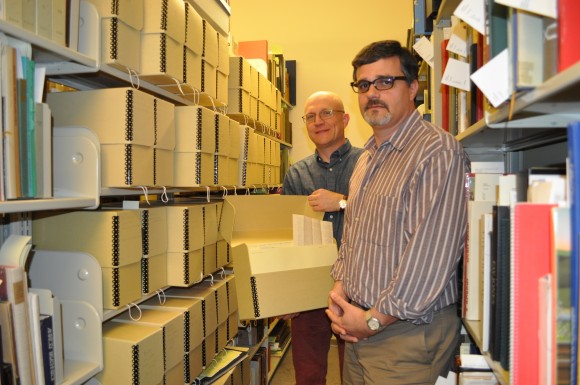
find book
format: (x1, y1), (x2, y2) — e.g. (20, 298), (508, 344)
(489, 205), (510, 370)
(507, 8), (545, 91)
(463, 200), (495, 321)
(1, 39), (21, 200)
(510, 203), (557, 385)
(567, 120), (580, 385)
(0, 265), (35, 385)
(27, 291), (46, 385)
(0, 301), (18, 385)
(29, 287), (62, 385)
(557, 0), (580, 72)
(479, 212), (493, 353)
(34, 103), (52, 199)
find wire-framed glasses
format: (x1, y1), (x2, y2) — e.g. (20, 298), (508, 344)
(302, 108), (345, 124)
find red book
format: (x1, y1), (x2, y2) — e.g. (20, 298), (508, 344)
(558, 0), (580, 72)
(510, 202), (557, 385)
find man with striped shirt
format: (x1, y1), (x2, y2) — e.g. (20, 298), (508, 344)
(326, 40), (469, 384)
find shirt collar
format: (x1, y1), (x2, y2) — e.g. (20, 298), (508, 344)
(316, 139), (353, 166)
(363, 110), (422, 154)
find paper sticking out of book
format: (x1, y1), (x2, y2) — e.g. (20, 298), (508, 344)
(197, 347), (248, 384)
(292, 214), (334, 246)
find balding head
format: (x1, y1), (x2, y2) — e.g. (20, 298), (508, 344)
(302, 91), (350, 162)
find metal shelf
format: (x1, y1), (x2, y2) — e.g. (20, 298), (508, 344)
(0, 20), (97, 75)
(457, 61), (580, 152)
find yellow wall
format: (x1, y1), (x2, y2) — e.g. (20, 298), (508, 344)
(230, 0), (413, 164)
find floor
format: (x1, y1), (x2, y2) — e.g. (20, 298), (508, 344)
(269, 339), (342, 385)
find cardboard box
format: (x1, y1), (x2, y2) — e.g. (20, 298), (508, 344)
(227, 158), (239, 187)
(229, 119), (241, 159)
(165, 284), (218, 338)
(153, 148), (174, 187)
(165, 360), (185, 385)
(143, 253), (168, 295)
(101, 17), (141, 73)
(249, 95), (258, 121)
(249, 65), (259, 97)
(216, 239), (229, 269)
(186, 343), (204, 381)
(47, 87), (155, 146)
(174, 106), (216, 153)
(212, 155), (229, 186)
(173, 151), (215, 187)
(166, 205), (205, 252)
(167, 249), (203, 287)
(154, 97), (175, 150)
(101, 143), (154, 187)
(98, 321), (164, 385)
(140, 296), (205, 352)
(142, 0), (185, 43)
(201, 58), (217, 99)
(228, 56), (251, 91)
(216, 70), (229, 105)
(227, 87), (251, 116)
(219, 195), (338, 319)
(140, 33), (184, 85)
(227, 311), (240, 341)
(185, 1), (203, 54)
(102, 261), (142, 309)
(32, 210), (142, 267)
(217, 33), (230, 75)
(84, 0), (143, 29)
(185, 46), (202, 91)
(113, 308), (185, 370)
(202, 20), (218, 66)
(32, 209), (145, 309)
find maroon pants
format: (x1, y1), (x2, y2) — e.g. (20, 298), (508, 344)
(290, 308), (345, 385)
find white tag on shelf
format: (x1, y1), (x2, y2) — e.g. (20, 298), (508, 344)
(453, 0), (486, 36)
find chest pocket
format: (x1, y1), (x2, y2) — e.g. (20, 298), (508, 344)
(359, 194), (401, 247)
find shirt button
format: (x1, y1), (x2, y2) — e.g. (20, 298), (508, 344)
(329, 214), (334, 219)
(329, 168), (333, 172)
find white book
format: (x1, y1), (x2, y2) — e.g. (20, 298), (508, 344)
(28, 291), (45, 385)
(479, 213), (493, 352)
(34, 103), (52, 198)
(29, 288), (63, 385)
(0, 265), (35, 385)
(464, 201), (494, 321)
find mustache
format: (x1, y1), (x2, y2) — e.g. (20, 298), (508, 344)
(364, 100), (389, 111)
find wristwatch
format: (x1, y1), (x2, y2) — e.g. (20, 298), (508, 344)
(365, 310), (383, 331)
(338, 196), (347, 210)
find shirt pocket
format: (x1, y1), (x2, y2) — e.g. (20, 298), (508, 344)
(360, 194), (401, 247)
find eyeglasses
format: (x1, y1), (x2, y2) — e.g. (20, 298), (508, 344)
(302, 108), (345, 124)
(350, 76), (407, 93)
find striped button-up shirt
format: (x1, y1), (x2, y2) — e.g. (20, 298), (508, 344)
(331, 110), (468, 324)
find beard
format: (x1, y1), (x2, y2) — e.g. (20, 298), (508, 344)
(363, 101), (392, 126)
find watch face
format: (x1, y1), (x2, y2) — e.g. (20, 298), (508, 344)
(339, 199), (347, 209)
(367, 317), (381, 331)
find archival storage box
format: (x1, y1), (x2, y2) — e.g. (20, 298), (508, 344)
(219, 195), (338, 320)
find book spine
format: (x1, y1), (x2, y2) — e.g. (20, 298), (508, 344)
(567, 121), (580, 385)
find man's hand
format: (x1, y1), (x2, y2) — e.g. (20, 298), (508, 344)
(308, 189), (344, 212)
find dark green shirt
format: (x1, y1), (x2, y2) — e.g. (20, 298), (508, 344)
(282, 139), (363, 245)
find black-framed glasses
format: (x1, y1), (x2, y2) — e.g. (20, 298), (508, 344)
(302, 108), (345, 124)
(350, 76), (407, 93)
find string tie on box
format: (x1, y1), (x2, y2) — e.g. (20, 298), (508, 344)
(127, 302), (142, 321)
(155, 289), (166, 305)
